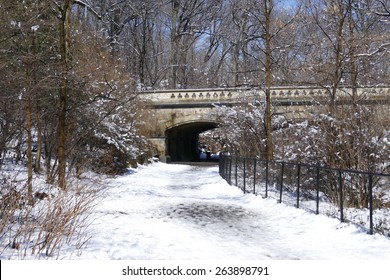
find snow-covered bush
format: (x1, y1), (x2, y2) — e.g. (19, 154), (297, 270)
(209, 99), (287, 159)
(211, 101), (265, 158)
(274, 104), (389, 173)
(274, 104), (390, 208)
(67, 93), (151, 175)
(59, 29), (153, 175)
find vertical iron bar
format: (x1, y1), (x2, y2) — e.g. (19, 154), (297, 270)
(235, 156), (238, 186)
(316, 167), (320, 215)
(265, 160), (269, 198)
(369, 174), (373, 235)
(279, 162), (284, 203)
(338, 169), (344, 222)
(219, 155), (222, 176)
(243, 158), (246, 193)
(228, 157), (232, 185)
(221, 155), (225, 178)
(224, 156), (227, 180)
(253, 159), (257, 195)
(297, 164), (300, 208)
(221, 155), (224, 178)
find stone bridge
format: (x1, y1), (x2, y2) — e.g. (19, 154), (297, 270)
(138, 87), (390, 162)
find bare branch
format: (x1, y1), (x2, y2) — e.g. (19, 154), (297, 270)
(355, 43), (390, 58)
(375, 0), (390, 17)
(73, 0), (102, 20)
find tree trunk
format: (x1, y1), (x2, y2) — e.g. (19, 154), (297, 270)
(348, 0), (358, 102)
(264, 0), (274, 161)
(26, 32), (37, 204)
(170, 0), (180, 89)
(27, 89), (34, 205)
(58, 0), (72, 190)
(34, 101), (42, 173)
(330, 3), (346, 114)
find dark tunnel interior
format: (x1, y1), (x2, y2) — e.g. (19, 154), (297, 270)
(166, 122), (218, 162)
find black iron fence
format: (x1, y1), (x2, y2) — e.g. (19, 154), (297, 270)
(219, 154), (390, 236)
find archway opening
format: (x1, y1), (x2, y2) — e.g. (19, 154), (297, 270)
(166, 122), (218, 162)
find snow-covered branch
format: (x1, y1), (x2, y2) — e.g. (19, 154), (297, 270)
(355, 43), (390, 58)
(73, 0), (102, 20)
(375, 0), (390, 17)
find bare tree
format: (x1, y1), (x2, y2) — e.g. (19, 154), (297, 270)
(165, 0), (222, 88)
(264, 0), (274, 160)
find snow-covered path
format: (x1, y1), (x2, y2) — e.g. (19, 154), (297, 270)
(69, 162), (390, 260)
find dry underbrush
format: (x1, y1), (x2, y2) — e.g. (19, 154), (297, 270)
(0, 175), (100, 259)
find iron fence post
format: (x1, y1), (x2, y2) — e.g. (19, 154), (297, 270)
(221, 155), (225, 178)
(316, 167), (320, 215)
(279, 162), (284, 203)
(265, 160), (269, 198)
(228, 157), (232, 185)
(369, 174), (373, 235)
(253, 159), (257, 195)
(338, 170), (344, 222)
(297, 164), (300, 208)
(219, 156), (222, 176)
(243, 158), (246, 193)
(235, 156), (238, 187)
(224, 156), (228, 180)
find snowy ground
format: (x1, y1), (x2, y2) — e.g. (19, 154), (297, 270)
(56, 162), (390, 260)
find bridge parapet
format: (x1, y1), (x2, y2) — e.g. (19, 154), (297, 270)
(139, 88), (239, 103)
(139, 86), (390, 104)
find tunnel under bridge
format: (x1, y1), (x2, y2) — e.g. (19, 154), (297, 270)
(166, 122), (218, 162)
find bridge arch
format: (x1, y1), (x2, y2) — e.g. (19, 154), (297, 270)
(166, 121), (218, 162)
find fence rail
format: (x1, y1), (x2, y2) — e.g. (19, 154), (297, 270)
(219, 154), (390, 236)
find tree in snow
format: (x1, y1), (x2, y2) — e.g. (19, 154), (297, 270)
(0, 1), (152, 181)
(210, 93), (287, 159)
(53, 16), (151, 175)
